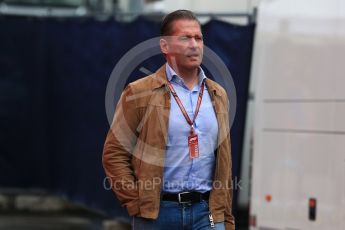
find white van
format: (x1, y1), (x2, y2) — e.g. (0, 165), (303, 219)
(248, 0), (345, 229)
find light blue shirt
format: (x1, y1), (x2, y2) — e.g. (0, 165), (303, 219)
(163, 63), (219, 193)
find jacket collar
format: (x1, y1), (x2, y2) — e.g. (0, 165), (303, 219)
(205, 78), (222, 97)
(151, 64), (221, 98)
(151, 64), (169, 90)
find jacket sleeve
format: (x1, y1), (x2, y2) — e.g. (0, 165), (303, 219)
(225, 95), (235, 230)
(224, 132), (235, 230)
(102, 84), (140, 216)
(224, 177), (236, 230)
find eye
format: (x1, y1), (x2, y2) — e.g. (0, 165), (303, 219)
(196, 36), (203, 41)
(178, 35), (203, 42)
(179, 36), (189, 41)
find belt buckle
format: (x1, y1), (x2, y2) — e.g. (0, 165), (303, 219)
(178, 192), (190, 204)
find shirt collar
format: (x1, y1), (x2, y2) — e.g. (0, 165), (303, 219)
(165, 63), (207, 86)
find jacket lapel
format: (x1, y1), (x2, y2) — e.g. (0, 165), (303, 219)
(151, 64), (171, 145)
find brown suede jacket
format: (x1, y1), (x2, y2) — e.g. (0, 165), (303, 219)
(103, 64), (235, 230)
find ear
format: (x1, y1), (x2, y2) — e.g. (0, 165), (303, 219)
(160, 38), (169, 55)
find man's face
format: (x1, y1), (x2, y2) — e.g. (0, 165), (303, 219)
(161, 19), (204, 72)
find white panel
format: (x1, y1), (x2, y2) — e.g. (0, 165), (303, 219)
(257, 27), (345, 100)
(283, 133), (345, 229)
(162, 0), (193, 11)
(252, 132), (289, 229)
(261, 102), (345, 132)
(161, 0), (253, 25)
(252, 132), (345, 229)
(250, 0), (345, 229)
(190, 0), (248, 12)
(253, 0), (345, 101)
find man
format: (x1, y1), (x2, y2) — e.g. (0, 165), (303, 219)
(103, 9), (235, 230)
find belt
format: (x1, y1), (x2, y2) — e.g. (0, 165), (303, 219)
(162, 191), (210, 204)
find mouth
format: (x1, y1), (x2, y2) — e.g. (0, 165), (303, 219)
(186, 53), (200, 58)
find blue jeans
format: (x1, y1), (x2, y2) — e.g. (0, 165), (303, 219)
(132, 200), (225, 230)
